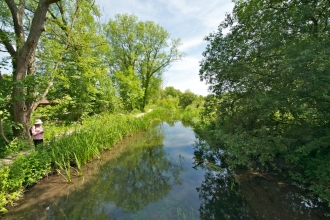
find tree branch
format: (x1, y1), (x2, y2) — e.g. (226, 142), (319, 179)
(0, 28), (16, 56)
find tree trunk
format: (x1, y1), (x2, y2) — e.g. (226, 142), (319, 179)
(5, 0), (61, 138)
(141, 72), (153, 111)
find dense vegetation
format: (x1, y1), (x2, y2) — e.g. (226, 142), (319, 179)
(0, 0), (184, 140)
(198, 0), (330, 206)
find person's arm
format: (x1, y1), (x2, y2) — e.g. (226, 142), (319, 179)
(31, 126), (37, 136)
(32, 126), (43, 135)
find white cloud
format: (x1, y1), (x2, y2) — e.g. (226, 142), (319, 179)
(179, 38), (204, 51)
(163, 57), (210, 96)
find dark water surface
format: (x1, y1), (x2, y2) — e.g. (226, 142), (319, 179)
(3, 122), (330, 220)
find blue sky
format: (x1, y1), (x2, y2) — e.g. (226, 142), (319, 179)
(96, 0), (235, 96)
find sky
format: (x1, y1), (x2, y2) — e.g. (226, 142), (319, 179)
(96, 0), (235, 96)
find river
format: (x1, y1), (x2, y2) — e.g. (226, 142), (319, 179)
(3, 122), (330, 219)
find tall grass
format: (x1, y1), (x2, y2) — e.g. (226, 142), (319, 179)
(47, 108), (173, 182)
(0, 107), (181, 212)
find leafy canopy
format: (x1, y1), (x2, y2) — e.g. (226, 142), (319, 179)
(199, 0), (330, 204)
(104, 14), (184, 111)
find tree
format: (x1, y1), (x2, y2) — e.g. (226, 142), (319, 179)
(104, 14), (184, 111)
(0, 0), (61, 139)
(179, 90), (198, 109)
(0, 0), (113, 141)
(0, 73), (11, 144)
(163, 86), (182, 98)
(40, 0), (117, 121)
(113, 67), (144, 111)
(199, 0), (330, 203)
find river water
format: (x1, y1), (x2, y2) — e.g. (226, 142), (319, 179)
(3, 121), (330, 219)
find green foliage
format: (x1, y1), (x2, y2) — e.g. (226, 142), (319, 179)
(179, 90), (198, 109)
(198, 0), (330, 206)
(130, 108), (142, 114)
(6, 152), (51, 191)
(104, 14), (184, 110)
(0, 149), (52, 213)
(0, 166), (10, 193)
(0, 74), (11, 111)
(114, 68), (144, 111)
(180, 101), (204, 126)
(0, 74), (14, 146)
(155, 96), (179, 110)
(199, 94), (219, 123)
(163, 86), (182, 98)
(4, 138), (32, 157)
(35, 0), (117, 122)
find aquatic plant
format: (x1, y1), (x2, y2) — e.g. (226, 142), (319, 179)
(176, 206), (198, 220)
(54, 151), (72, 183)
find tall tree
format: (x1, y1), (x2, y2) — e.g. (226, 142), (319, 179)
(163, 86), (182, 98)
(199, 0), (330, 203)
(0, 0), (114, 140)
(39, 0), (117, 121)
(179, 89), (198, 109)
(0, 0), (60, 139)
(104, 14), (184, 111)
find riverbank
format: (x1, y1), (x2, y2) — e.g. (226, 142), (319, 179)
(0, 108), (167, 214)
(0, 110), (153, 168)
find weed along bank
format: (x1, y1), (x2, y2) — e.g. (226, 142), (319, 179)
(0, 109), (169, 214)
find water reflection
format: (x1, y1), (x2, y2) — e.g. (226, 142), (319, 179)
(45, 126), (185, 219)
(96, 144), (184, 212)
(198, 171), (254, 219)
(193, 136), (330, 220)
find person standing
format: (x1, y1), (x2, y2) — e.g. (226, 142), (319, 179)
(31, 119), (44, 148)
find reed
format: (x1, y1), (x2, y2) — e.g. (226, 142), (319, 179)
(175, 206), (198, 220)
(72, 153), (82, 176)
(55, 153), (72, 183)
(46, 108), (176, 182)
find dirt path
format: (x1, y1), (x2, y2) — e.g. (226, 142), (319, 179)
(134, 109), (153, 117)
(0, 149), (34, 166)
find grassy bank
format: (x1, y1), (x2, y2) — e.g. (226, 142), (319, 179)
(0, 108), (180, 213)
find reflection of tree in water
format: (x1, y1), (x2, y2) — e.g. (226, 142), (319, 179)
(100, 143), (184, 212)
(197, 171), (254, 220)
(193, 136), (330, 220)
(192, 138), (223, 170)
(47, 127), (184, 219)
(193, 138), (254, 219)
